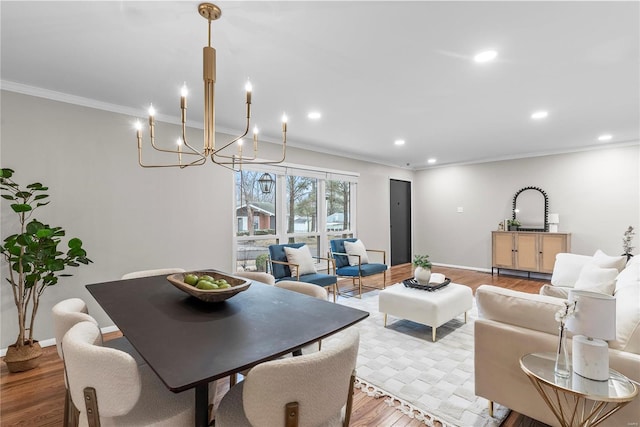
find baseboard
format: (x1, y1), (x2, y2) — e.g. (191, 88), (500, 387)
(1, 325), (121, 357)
(432, 262), (492, 273)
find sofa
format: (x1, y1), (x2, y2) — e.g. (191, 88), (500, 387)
(474, 251), (640, 426)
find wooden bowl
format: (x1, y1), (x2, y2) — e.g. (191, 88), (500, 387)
(167, 271), (251, 302)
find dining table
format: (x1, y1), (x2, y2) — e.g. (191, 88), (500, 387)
(86, 272), (369, 427)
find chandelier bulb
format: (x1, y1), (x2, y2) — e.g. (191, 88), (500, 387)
(176, 138), (183, 146)
(148, 104), (156, 117)
(245, 80), (252, 92)
(135, 120), (142, 131)
(253, 126), (259, 135)
(282, 113), (288, 123)
(237, 138), (244, 146)
(181, 83), (188, 97)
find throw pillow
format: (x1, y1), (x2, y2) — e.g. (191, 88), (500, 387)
(614, 262), (639, 293)
(592, 249), (627, 272)
(344, 239), (369, 266)
(573, 264), (618, 295)
(550, 253), (593, 288)
(283, 246), (317, 277)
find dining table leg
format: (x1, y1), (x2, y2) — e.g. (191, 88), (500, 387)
(195, 383), (209, 427)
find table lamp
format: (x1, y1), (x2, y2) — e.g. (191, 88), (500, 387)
(566, 290), (616, 381)
(548, 213), (560, 233)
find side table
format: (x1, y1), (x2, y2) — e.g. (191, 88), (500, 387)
(520, 352), (638, 427)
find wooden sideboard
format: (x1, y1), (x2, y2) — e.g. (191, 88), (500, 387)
(492, 231), (571, 276)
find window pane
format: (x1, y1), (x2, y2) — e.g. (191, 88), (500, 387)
(285, 176), (317, 233)
(236, 171), (276, 236)
(289, 236), (320, 258)
(326, 180), (350, 231)
(236, 238), (278, 272)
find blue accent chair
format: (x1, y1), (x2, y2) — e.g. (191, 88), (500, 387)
(268, 243), (338, 302)
(330, 238), (388, 298)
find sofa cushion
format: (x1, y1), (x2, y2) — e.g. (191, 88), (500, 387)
(284, 245), (317, 277)
(609, 284), (640, 353)
(476, 285), (566, 335)
(573, 264), (618, 295)
(344, 239), (369, 266)
(539, 284), (570, 299)
(592, 249), (627, 272)
(550, 253), (592, 288)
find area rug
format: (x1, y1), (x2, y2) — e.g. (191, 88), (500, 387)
(329, 289), (510, 427)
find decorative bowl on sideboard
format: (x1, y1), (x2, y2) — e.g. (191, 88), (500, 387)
(167, 270), (251, 302)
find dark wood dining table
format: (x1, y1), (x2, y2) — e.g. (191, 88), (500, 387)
(86, 273), (369, 427)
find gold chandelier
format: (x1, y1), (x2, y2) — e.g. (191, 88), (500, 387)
(135, 3), (287, 169)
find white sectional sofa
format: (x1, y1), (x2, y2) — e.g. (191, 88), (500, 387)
(474, 252), (640, 426)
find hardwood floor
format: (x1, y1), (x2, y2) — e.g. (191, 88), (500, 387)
(0, 264), (549, 426)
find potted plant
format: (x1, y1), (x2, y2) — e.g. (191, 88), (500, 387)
(413, 254), (432, 284)
(507, 219), (521, 231)
(622, 226), (635, 261)
(1, 168), (92, 372)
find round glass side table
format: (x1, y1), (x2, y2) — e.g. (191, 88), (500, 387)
(520, 352), (638, 427)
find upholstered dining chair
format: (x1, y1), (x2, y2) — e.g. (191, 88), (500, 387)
(329, 238), (388, 298)
(52, 298), (145, 427)
(268, 243), (338, 302)
(62, 321), (194, 427)
(215, 328), (360, 427)
(234, 271), (276, 285)
(275, 280), (328, 353)
(121, 267), (186, 280)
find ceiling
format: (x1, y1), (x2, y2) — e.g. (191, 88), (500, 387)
(2, 1), (638, 170)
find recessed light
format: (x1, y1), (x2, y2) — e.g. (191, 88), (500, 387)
(427, 158), (437, 164)
(307, 111), (321, 120)
(598, 134), (613, 141)
(394, 139), (405, 146)
(474, 50), (498, 63)
(531, 111), (548, 120)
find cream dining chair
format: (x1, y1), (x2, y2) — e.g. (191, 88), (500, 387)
(121, 267), (186, 280)
(215, 328), (360, 427)
(52, 298), (146, 427)
(62, 321), (195, 427)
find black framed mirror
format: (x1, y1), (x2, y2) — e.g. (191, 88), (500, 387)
(512, 186), (548, 231)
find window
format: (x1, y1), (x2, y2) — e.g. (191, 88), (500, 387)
(285, 175), (317, 234)
(234, 167), (357, 272)
(326, 179), (351, 232)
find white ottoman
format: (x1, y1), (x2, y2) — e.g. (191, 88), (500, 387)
(378, 282), (473, 341)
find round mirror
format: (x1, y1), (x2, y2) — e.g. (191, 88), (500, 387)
(512, 187), (548, 231)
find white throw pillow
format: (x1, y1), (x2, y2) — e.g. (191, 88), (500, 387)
(344, 240), (369, 266)
(608, 284), (640, 353)
(283, 245), (317, 277)
(592, 249), (627, 272)
(615, 262), (640, 293)
(573, 264), (618, 295)
(550, 253), (593, 288)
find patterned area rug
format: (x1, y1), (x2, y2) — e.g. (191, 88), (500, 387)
(329, 289), (510, 427)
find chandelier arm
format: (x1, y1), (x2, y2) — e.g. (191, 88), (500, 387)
(135, 3), (287, 169)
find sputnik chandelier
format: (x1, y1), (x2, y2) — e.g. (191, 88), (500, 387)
(135, 3), (288, 169)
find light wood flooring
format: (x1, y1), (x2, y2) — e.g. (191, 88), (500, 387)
(1, 264), (549, 426)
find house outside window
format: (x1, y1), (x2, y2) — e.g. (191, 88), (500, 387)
(234, 167), (357, 272)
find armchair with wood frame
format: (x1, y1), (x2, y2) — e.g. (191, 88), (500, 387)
(268, 243), (338, 302)
(329, 238), (387, 298)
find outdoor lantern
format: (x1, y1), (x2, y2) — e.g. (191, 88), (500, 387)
(258, 172), (274, 194)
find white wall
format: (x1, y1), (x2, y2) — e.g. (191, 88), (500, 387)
(0, 91), (411, 348)
(413, 146), (640, 269)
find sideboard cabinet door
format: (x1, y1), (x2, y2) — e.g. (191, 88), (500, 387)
(492, 231), (571, 275)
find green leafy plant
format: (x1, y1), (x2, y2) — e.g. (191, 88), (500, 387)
(413, 254), (432, 269)
(0, 168), (92, 351)
(507, 219), (521, 227)
(622, 226), (635, 255)
(255, 253), (269, 272)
